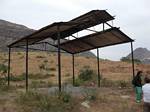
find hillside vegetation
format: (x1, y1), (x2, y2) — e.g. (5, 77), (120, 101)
(1, 51), (150, 87)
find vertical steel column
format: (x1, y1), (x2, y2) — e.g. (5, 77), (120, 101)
(57, 25), (61, 92)
(26, 39), (29, 91)
(97, 48), (100, 87)
(131, 42), (135, 78)
(72, 54), (75, 86)
(45, 42), (46, 51)
(103, 23), (105, 31)
(7, 47), (11, 86)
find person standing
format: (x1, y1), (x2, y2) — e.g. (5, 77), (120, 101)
(132, 71), (143, 103)
(142, 76), (150, 112)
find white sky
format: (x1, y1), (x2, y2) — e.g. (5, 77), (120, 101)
(0, 0), (150, 60)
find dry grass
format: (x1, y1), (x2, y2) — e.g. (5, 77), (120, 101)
(0, 52), (148, 112)
(0, 86), (143, 112)
(1, 52), (149, 81)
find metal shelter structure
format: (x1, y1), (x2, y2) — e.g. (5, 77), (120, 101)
(7, 10), (135, 91)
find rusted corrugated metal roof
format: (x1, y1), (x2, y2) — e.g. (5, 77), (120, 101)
(8, 10), (114, 47)
(59, 27), (133, 54)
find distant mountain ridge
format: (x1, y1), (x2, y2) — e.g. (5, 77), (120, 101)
(127, 47), (150, 64)
(0, 19), (34, 51)
(0, 19), (95, 57)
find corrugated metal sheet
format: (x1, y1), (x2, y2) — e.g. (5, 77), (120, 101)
(60, 27), (133, 54)
(8, 10), (114, 47)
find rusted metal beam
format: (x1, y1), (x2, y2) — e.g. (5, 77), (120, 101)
(7, 47), (11, 86)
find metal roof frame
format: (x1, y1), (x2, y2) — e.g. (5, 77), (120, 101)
(7, 10), (135, 92)
(8, 10), (114, 47)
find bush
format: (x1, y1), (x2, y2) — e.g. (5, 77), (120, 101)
(0, 64), (8, 85)
(120, 57), (141, 64)
(30, 80), (48, 88)
(36, 56), (45, 58)
(73, 66), (97, 86)
(0, 78), (6, 86)
(46, 67), (56, 71)
(47, 81), (53, 87)
(39, 64), (45, 71)
(74, 78), (83, 87)
(10, 73), (25, 81)
(82, 88), (98, 101)
(78, 66), (96, 81)
(100, 78), (114, 87)
(100, 77), (131, 88)
(0, 85), (16, 92)
(43, 59), (48, 63)
(0, 64), (8, 74)
(117, 80), (131, 88)
(54, 87), (72, 103)
(29, 73), (51, 80)
(17, 90), (76, 112)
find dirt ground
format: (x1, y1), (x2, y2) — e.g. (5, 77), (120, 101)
(0, 86), (143, 112)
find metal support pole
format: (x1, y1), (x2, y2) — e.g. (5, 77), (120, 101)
(44, 42), (46, 51)
(7, 47), (11, 86)
(26, 39), (29, 91)
(103, 23), (105, 31)
(97, 48), (100, 87)
(131, 42), (135, 78)
(57, 25), (61, 92)
(72, 54), (75, 86)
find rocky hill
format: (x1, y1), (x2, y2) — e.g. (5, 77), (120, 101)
(0, 19), (35, 51)
(0, 19), (95, 57)
(127, 47), (150, 64)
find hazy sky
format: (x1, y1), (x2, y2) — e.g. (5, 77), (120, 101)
(0, 0), (150, 60)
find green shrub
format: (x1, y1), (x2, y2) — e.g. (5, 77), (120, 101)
(17, 90), (76, 112)
(0, 64), (8, 74)
(74, 78), (83, 87)
(54, 88), (72, 103)
(100, 78), (131, 88)
(36, 56), (45, 58)
(30, 80), (39, 89)
(29, 73), (51, 80)
(73, 66), (97, 86)
(82, 88), (98, 101)
(120, 57), (141, 64)
(47, 81), (53, 87)
(78, 66), (96, 81)
(0, 64), (8, 85)
(65, 73), (70, 77)
(0, 78), (6, 86)
(39, 64), (45, 71)
(116, 80), (131, 88)
(45, 67), (56, 71)
(100, 78), (114, 87)
(5, 73), (51, 82)
(30, 80), (47, 88)
(10, 73), (25, 81)
(0, 85), (16, 92)
(17, 52), (22, 55)
(43, 59), (48, 63)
